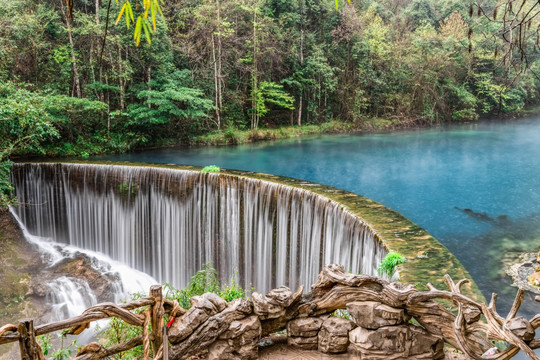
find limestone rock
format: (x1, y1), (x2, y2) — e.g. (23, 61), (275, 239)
(266, 286), (296, 307)
(208, 316), (261, 360)
(349, 325), (444, 359)
(252, 293), (284, 320)
(507, 317), (535, 341)
(318, 317), (356, 353)
(347, 301), (409, 329)
(219, 315), (262, 344)
(463, 306), (481, 324)
(287, 335), (318, 350)
(169, 298), (253, 359)
(169, 292), (228, 343)
(286, 317), (323, 337)
(252, 286), (303, 320)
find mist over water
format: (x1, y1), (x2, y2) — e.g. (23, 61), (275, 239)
(97, 118), (540, 319)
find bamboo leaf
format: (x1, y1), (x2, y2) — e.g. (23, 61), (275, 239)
(127, 2), (134, 22)
(155, 0), (164, 17)
(134, 15), (143, 46)
(115, 2), (127, 25)
(151, 1), (156, 31)
(144, 0), (150, 18)
(143, 20), (152, 45)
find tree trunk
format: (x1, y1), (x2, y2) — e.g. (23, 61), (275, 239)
(60, 0), (82, 98)
(118, 46), (125, 110)
(251, 5), (258, 129)
(211, 34), (221, 129)
(297, 4), (304, 127)
(95, 0), (100, 24)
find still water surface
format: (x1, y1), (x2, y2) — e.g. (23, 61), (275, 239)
(97, 118), (540, 322)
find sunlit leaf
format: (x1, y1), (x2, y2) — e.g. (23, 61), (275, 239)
(115, 2), (127, 25)
(142, 19), (152, 45)
(155, 0), (164, 18)
(127, 2), (134, 22)
(144, 0), (150, 19)
(134, 16), (143, 46)
(151, 2), (156, 31)
(126, 7), (130, 29)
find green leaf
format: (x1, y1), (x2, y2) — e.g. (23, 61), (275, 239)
(151, 1), (156, 31)
(142, 19), (152, 45)
(115, 2), (127, 25)
(127, 2), (134, 22)
(134, 16), (143, 46)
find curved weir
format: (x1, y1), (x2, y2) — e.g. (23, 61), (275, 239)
(10, 163), (387, 292)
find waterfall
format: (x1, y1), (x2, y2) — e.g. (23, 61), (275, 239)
(9, 207), (156, 327)
(11, 163), (387, 292)
(46, 277), (97, 321)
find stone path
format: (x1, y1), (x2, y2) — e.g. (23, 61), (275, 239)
(259, 344), (360, 360)
(259, 343), (468, 360)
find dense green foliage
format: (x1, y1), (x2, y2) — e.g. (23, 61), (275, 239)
(2, 0), (539, 149)
(2, 0), (540, 207)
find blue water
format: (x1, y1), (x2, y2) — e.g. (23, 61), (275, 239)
(97, 119), (540, 322)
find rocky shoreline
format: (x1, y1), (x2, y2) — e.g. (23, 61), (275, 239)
(506, 251), (540, 294)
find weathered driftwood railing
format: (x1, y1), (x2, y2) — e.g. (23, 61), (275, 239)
(0, 265), (539, 359)
(0, 285), (184, 360)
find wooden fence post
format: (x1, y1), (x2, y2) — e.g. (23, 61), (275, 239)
(150, 285), (164, 356)
(162, 326), (168, 359)
(17, 319), (44, 360)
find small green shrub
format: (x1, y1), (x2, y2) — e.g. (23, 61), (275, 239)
(220, 279), (248, 302)
(38, 333), (77, 360)
(377, 252), (406, 278)
(201, 165), (220, 174)
(164, 264), (249, 308)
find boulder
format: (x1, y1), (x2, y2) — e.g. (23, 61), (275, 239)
(318, 317), (356, 353)
(169, 292), (227, 343)
(507, 317), (535, 341)
(349, 325), (444, 359)
(252, 286), (303, 320)
(208, 316), (261, 360)
(463, 306), (481, 324)
(286, 317), (322, 337)
(347, 301), (409, 329)
(169, 299), (253, 359)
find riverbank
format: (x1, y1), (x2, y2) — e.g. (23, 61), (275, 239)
(188, 118), (402, 146)
(147, 117), (424, 148)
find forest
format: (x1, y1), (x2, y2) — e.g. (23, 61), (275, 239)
(1, 0), (540, 206)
